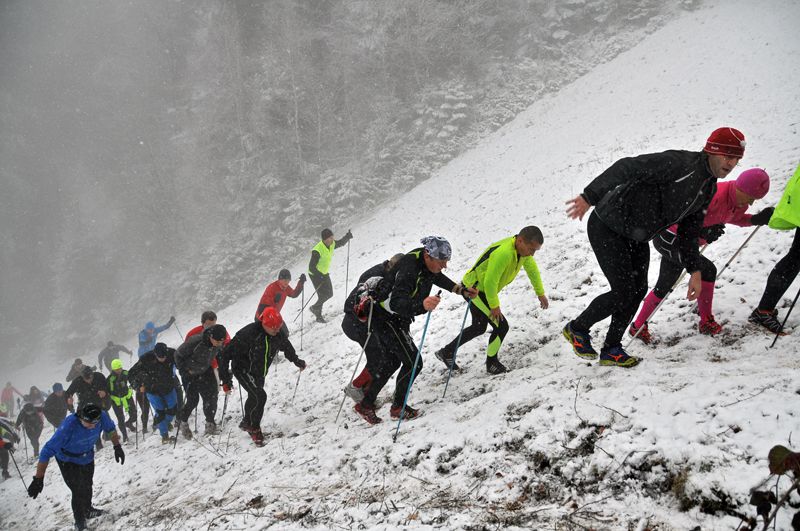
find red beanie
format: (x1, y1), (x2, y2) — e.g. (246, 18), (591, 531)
(704, 127), (746, 158)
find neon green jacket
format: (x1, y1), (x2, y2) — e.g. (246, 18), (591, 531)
(462, 236), (545, 309)
(769, 162), (800, 230)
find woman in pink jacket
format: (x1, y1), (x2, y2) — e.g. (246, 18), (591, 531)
(630, 168), (773, 342)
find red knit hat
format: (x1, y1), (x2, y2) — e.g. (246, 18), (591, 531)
(704, 127), (746, 158)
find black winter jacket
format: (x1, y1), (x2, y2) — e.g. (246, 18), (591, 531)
(42, 392), (70, 427)
(218, 322), (299, 385)
(174, 334), (221, 377)
(582, 150), (717, 273)
(380, 248), (456, 327)
(128, 349), (178, 396)
(343, 261), (395, 317)
(65, 372), (110, 410)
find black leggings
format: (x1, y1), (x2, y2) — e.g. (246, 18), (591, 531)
(361, 320), (422, 409)
(179, 370), (218, 424)
(234, 370), (267, 429)
(443, 293), (509, 358)
(342, 314), (387, 383)
(57, 459), (94, 524)
(759, 228), (800, 310)
(309, 274), (333, 312)
(573, 212), (650, 347)
(652, 230), (717, 297)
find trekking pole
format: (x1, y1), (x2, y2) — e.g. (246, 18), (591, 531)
(334, 301), (374, 424)
(290, 370), (302, 405)
(194, 407), (198, 433)
(769, 284), (800, 349)
(22, 426), (28, 462)
(717, 225), (762, 279)
(172, 417), (181, 449)
(8, 450), (28, 492)
(172, 319), (184, 339)
(238, 385), (244, 417)
(300, 290), (304, 351)
(626, 244), (708, 347)
(393, 291), (440, 443)
(293, 284), (321, 322)
(135, 412), (139, 450)
(220, 392), (229, 429)
(443, 301), (471, 399)
(345, 240), (351, 296)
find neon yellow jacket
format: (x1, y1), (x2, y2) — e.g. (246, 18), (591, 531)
(769, 162), (800, 230)
(310, 240), (336, 275)
(462, 236), (545, 309)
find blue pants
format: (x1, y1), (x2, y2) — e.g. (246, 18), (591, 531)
(146, 390), (177, 436)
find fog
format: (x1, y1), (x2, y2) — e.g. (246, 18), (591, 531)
(0, 0), (684, 382)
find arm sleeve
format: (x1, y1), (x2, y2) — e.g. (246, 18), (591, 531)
(154, 322), (171, 334)
(522, 257), (545, 296)
(98, 352), (104, 368)
(433, 273), (457, 295)
(217, 339), (239, 385)
(308, 251), (321, 275)
(582, 153), (665, 205)
(288, 282), (303, 298)
(728, 209), (753, 227)
(676, 208), (706, 273)
(100, 411), (116, 434)
(64, 379), (79, 399)
(280, 336), (299, 364)
(334, 235), (350, 247)
(39, 422), (69, 462)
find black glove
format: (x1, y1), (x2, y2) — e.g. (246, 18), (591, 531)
(28, 476), (44, 499)
(295, 359), (307, 370)
(3, 442), (13, 452)
(750, 207), (774, 226)
(345, 230), (353, 241)
(298, 273), (306, 283)
(168, 316), (176, 325)
(700, 224), (725, 243)
(114, 444), (125, 465)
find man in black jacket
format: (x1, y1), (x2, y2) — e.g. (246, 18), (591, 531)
(174, 325), (226, 438)
(43, 382), (71, 428)
(564, 127), (745, 368)
(349, 236), (476, 425)
(16, 402), (44, 457)
(128, 343), (180, 443)
(218, 309), (305, 446)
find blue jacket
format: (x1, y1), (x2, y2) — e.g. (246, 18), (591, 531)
(39, 411), (116, 465)
(138, 322), (171, 356)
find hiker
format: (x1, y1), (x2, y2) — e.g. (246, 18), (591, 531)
(218, 308), (306, 446)
(749, 162), (800, 334)
(43, 383), (71, 429)
(174, 325), (227, 438)
(349, 236), (475, 425)
(136, 317), (176, 431)
(128, 343), (180, 444)
(434, 226), (549, 374)
(27, 403), (124, 531)
(97, 342), (133, 374)
(16, 402), (44, 457)
(255, 269), (306, 332)
(307, 228), (353, 322)
(631, 168), (773, 341)
(563, 127), (745, 367)
(108, 360), (138, 442)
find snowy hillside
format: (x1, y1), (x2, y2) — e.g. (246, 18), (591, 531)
(3, 0), (800, 529)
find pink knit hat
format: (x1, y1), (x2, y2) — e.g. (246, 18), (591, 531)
(736, 168), (770, 199)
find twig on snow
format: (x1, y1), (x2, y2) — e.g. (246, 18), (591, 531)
(721, 387), (768, 407)
(573, 376), (586, 423)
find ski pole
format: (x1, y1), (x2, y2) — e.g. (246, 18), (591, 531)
(443, 300), (471, 398)
(172, 319), (184, 339)
(22, 426), (28, 462)
(300, 290), (304, 351)
(334, 301), (374, 424)
(293, 284), (321, 322)
(626, 244), (708, 347)
(393, 291), (440, 443)
(135, 410), (139, 450)
(290, 370), (302, 405)
(769, 284), (800, 349)
(194, 407), (198, 433)
(717, 225), (762, 279)
(219, 391), (229, 429)
(345, 240), (351, 297)
(238, 384), (244, 417)
(8, 450), (27, 492)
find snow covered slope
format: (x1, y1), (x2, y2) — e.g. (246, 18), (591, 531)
(3, 0), (800, 529)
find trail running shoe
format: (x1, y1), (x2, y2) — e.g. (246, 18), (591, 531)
(354, 402), (382, 425)
(389, 404), (421, 420)
(435, 348), (460, 371)
(485, 356), (507, 374)
(599, 345), (640, 368)
(563, 322), (598, 360)
(698, 315), (723, 336)
(748, 308), (787, 335)
(628, 323), (653, 344)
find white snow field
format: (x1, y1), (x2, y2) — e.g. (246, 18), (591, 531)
(3, 0), (800, 529)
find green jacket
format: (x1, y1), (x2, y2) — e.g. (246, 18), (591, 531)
(462, 236), (545, 309)
(769, 162), (800, 230)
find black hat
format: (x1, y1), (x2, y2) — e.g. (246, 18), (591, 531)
(81, 366), (93, 377)
(278, 269), (291, 280)
(321, 228), (333, 240)
(78, 403), (102, 423)
(153, 343), (169, 358)
(204, 324), (227, 342)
